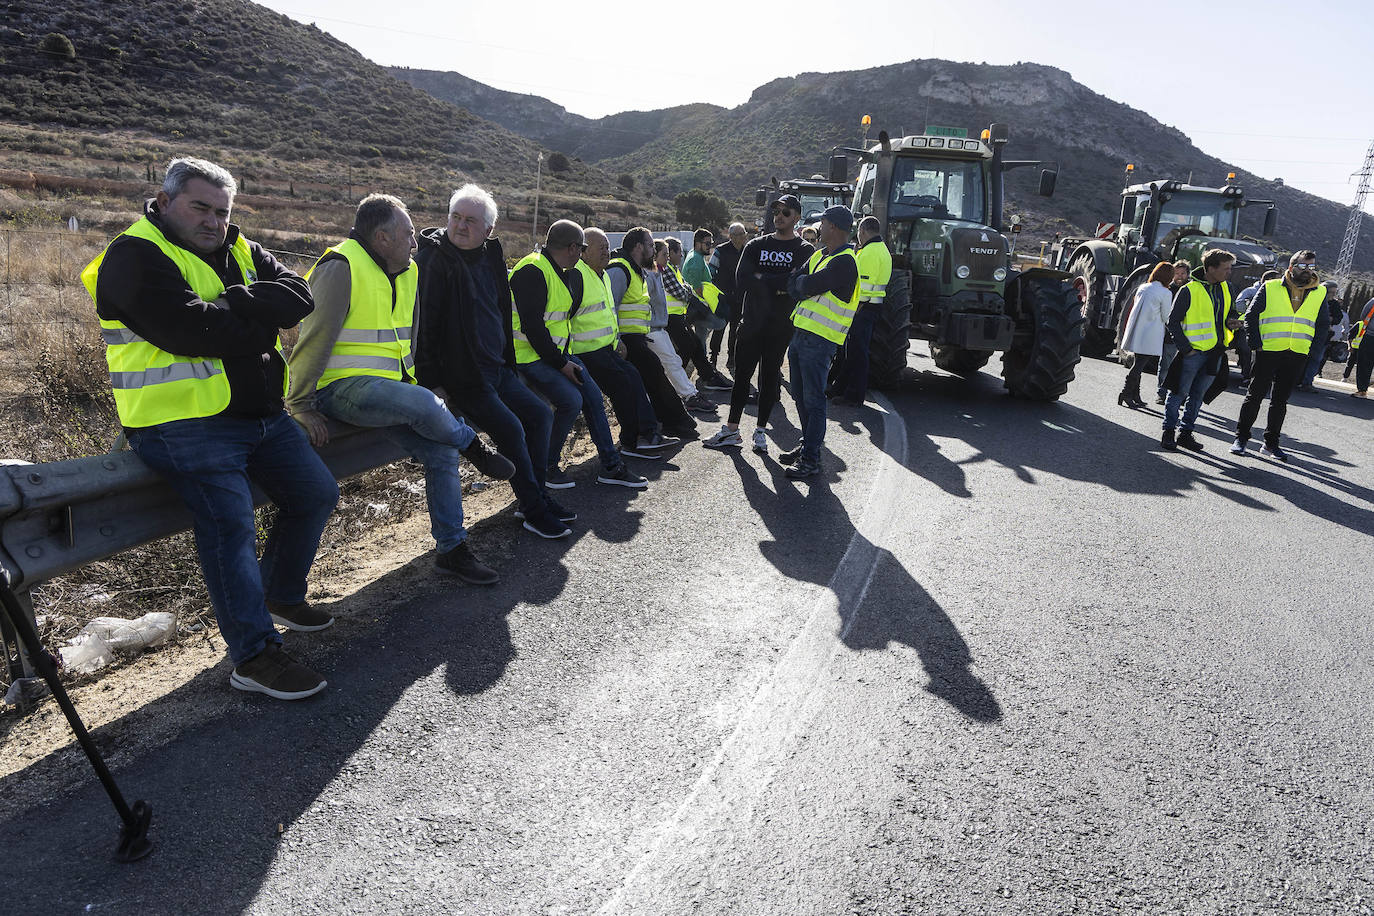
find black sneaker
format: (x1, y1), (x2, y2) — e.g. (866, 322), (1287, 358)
(522, 511), (571, 539)
(684, 393), (718, 414)
(1176, 431), (1205, 452)
(543, 496), (577, 522)
(619, 442), (663, 459)
(266, 600), (334, 633)
(1161, 429), (1177, 451)
(230, 644), (326, 700)
(784, 457), (821, 479)
(663, 422), (699, 440)
(778, 445), (804, 466)
(701, 372), (734, 391)
(435, 541), (499, 585)
(596, 464), (648, 488)
(545, 466), (576, 489)
(461, 437), (516, 480)
(637, 432), (680, 450)
(1259, 442), (1289, 462)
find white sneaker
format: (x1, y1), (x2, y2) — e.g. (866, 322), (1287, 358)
(703, 425), (743, 449)
(1229, 439), (1245, 455)
(752, 429), (768, 454)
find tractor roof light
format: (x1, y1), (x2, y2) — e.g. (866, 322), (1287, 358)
(929, 138), (946, 148)
(909, 137), (928, 148)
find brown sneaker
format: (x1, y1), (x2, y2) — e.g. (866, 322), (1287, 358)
(267, 600), (335, 633)
(230, 644), (326, 700)
(434, 541), (499, 585)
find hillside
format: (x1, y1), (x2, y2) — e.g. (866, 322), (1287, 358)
(0, 0), (667, 232)
(397, 59), (1374, 271)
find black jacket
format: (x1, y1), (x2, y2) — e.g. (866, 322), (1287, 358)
(93, 199), (312, 423)
(413, 228), (516, 394)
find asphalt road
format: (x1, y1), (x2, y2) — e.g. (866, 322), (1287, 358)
(3, 348), (1371, 915)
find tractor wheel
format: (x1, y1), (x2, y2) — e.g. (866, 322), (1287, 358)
(1069, 253), (1116, 359)
(1002, 275), (1084, 401)
(930, 342), (992, 376)
(867, 269), (912, 390)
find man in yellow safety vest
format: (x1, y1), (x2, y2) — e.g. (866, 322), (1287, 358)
(83, 156), (337, 700)
(1161, 249), (1240, 453)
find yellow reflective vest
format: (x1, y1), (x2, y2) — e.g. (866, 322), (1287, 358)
(856, 239), (892, 308)
(610, 257), (650, 335)
(307, 239), (417, 389)
(791, 247), (860, 345)
(1256, 279), (1325, 355)
(81, 217), (275, 428)
(1179, 279), (1233, 351)
(665, 265), (688, 316)
(570, 261), (618, 354)
(510, 251), (573, 364)
(701, 282), (722, 314)
(1354, 320), (1367, 350)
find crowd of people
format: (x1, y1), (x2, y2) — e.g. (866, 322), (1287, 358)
(1117, 247), (1374, 459)
(82, 158), (891, 701)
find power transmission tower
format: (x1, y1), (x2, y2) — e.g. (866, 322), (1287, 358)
(1335, 138), (1374, 285)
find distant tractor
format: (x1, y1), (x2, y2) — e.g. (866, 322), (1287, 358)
(754, 175), (853, 229)
(830, 124), (1082, 399)
(1068, 173), (1281, 358)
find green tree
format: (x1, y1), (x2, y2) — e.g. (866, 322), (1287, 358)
(617, 173), (635, 191)
(548, 152), (570, 173)
(674, 188), (729, 231)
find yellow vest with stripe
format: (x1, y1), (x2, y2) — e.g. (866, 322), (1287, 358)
(570, 261), (618, 354)
(1354, 320), (1367, 350)
(701, 282), (722, 314)
(1179, 279), (1233, 351)
(81, 217), (274, 428)
(791, 247), (860, 345)
(856, 239), (893, 307)
(665, 265), (688, 316)
(610, 257), (650, 335)
(510, 251), (573, 364)
(307, 239), (417, 389)
(1256, 279), (1325, 355)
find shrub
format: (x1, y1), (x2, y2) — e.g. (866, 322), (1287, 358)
(617, 174), (635, 191)
(547, 152), (570, 173)
(38, 32), (76, 61)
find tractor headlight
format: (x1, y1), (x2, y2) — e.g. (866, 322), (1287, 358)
(956, 265), (971, 279)
(993, 267), (1007, 281)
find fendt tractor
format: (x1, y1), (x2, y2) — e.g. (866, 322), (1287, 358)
(1068, 172), (1281, 358)
(826, 123), (1083, 399)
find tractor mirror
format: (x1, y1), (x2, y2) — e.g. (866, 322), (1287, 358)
(755, 189), (767, 207)
(1262, 206), (1277, 237)
(828, 154), (848, 183)
(1038, 169), (1057, 197)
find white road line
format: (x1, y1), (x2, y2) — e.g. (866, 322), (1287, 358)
(597, 394), (910, 914)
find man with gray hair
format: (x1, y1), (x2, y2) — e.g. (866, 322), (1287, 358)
(82, 156), (337, 700)
(289, 193), (516, 582)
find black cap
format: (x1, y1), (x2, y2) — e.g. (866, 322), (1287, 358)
(771, 194), (802, 213)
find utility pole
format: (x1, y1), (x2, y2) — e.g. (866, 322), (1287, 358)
(1335, 138), (1374, 286)
(532, 152), (543, 248)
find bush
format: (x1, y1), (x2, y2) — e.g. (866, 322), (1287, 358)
(38, 32), (76, 61)
(617, 173), (635, 191)
(547, 151), (570, 173)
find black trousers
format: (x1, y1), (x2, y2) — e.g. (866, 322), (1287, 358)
(578, 345), (658, 447)
(710, 294), (742, 368)
(1236, 349), (1306, 445)
(621, 334), (693, 430)
(667, 314), (713, 378)
(728, 302), (795, 428)
(1356, 343), (1374, 392)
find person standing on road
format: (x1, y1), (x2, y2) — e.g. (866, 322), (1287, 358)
(411, 183), (571, 540)
(289, 194), (516, 586)
(827, 215), (890, 405)
(707, 222), (748, 370)
(703, 195), (814, 454)
(1233, 270), (1278, 386)
(1344, 296), (1370, 383)
(681, 229), (726, 359)
(1295, 279), (1337, 392)
(607, 227), (699, 439)
(83, 156), (338, 701)
(1117, 262), (1174, 408)
(1229, 251), (1324, 460)
(1352, 296), (1374, 398)
(1156, 259), (1192, 404)
(779, 205), (859, 479)
(1161, 249), (1239, 453)
(510, 220), (648, 491)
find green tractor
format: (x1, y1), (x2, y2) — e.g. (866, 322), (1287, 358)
(833, 124), (1083, 399)
(1068, 173), (1281, 358)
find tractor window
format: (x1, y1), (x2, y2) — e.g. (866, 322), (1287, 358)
(889, 157), (985, 223)
(854, 164), (875, 217)
(798, 195), (833, 224)
(1156, 190), (1240, 237)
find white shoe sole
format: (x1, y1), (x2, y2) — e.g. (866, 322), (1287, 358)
(522, 520), (572, 539)
(703, 437), (743, 449)
(619, 449), (662, 460)
(544, 480), (576, 489)
(269, 612), (335, 633)
(230, 671), (327, 700)
(596, 475), (648, 488)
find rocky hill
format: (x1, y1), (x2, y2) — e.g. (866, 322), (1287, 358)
(395, 60), (1374, 271)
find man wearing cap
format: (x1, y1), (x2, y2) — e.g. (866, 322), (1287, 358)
(827, 215), (890, 405)
(703, 195), (814, 454)
(780, 205), (859, 479)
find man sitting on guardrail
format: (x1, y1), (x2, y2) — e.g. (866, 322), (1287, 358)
(287, 194), (516, 586)
(81, 156), (339, 701)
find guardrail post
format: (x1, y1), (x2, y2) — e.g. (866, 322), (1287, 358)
(0, 582), (37, 684)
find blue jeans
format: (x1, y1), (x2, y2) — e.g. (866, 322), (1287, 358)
(449, 366), (553, 511)
(1157, 342), (1178, 398)
(519, 355), (623, 472)
(1164, 349), (1214, 433)
(831, 304), (878, 400)
(127, 412), (338, 664)
(788, 329), (837, 463)
(317, 375), (475, 552)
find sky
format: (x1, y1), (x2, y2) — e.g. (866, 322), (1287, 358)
(258, 0), (1374, 214)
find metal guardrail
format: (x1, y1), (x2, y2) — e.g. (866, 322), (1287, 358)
(0, 422), (407, 683)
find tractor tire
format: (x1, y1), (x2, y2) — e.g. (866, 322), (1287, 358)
(868, 268), (912, 390)
(1069, 253), (1116, 359)
(1001, 276), (1084, 401)
(930, 342), (992, 376)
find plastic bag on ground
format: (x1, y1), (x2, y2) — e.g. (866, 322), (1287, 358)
(57, 612), (177, 675)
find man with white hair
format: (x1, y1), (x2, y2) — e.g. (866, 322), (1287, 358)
(412, 184), (572, 539)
